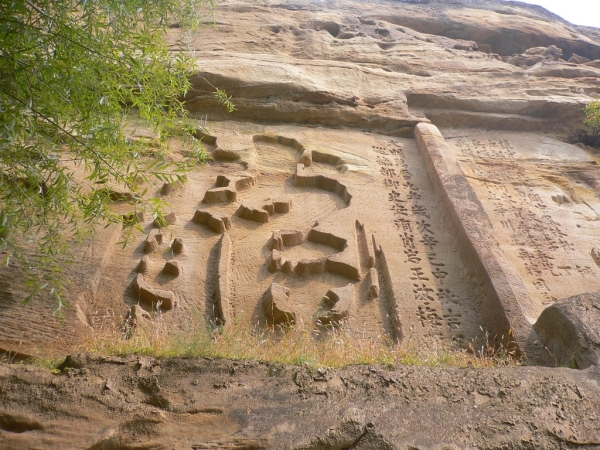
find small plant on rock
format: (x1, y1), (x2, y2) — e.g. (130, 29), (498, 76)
(573, 100), (600, 148)
(584, 100), (600, 137)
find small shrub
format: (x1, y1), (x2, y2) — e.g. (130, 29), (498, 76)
(584, 100), (600, 136)
(573, 100), (600, 148)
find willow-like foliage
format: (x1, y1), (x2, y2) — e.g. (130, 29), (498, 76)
(0, 0), (231, 309)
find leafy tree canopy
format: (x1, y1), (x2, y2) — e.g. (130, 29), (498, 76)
(584, 100), (600, 137)
(0, 0), (232, 309)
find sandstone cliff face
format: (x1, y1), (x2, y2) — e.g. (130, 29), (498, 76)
(184, 0), (600, 133)
(175, 0), (600, 367)
(3, 1), (600, 448)
(2, 0), (600, 365)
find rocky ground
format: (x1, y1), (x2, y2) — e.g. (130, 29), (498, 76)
(2, 0), (600, 448)
(1, 354), (600, 449)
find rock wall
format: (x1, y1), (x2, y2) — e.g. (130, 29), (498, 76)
(1, 0), (600, 368)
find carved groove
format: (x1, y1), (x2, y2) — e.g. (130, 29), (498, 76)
(376, 249), (403, 343)
(215, 233), (232, 326)
(295, 164), (352, 205)
(132, 274), (176, 311)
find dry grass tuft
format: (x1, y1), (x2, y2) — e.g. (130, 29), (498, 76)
(71, 311), (521, 369)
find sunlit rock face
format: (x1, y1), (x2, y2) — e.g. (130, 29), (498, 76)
(2, 0), (600, 368)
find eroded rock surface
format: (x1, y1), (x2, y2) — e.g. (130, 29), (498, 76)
(318, 283), (356, 325)
(0, 0), (600, 393)
(2, 0), (600, 447)
(2, 355), (600, 449)
(263, 283), (296, 325)
(535, 292), (600, 369)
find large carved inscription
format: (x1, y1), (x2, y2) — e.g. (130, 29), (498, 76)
(373, 140), (486, 345)
(81, 125), (497, 349)
(449, 132), (600, 318)
(86, 126), (391, 344)
(4, 123), (544, 356)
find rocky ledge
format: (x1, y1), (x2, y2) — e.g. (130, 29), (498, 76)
(1, 354), (600, 449)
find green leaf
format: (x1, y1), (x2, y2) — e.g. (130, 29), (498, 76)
(0, 0), (229, 309)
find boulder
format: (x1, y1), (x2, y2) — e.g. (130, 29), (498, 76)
(534, 292), (600, 369)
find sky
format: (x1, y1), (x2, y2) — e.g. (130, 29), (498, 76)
(509, 0), (600, 28)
